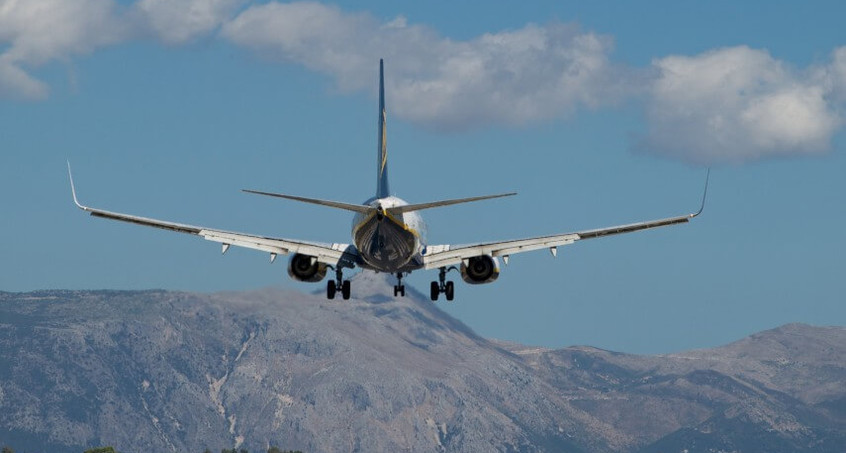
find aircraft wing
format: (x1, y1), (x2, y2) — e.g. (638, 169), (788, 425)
(421, 213), (697, 270)
(68, 167), (357, 268)
(423, 170), (709, 270)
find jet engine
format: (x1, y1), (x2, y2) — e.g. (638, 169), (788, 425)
(460, 255), (500, 284)
(287, 253), (328, 282)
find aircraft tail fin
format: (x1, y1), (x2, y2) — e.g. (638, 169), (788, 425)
(376, 59), (390, 198)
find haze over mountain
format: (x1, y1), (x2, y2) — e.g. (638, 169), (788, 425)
(1, 273), (844, 452)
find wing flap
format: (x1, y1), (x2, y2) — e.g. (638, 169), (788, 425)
(423, 233), (579, 270)
(199, 230), (354, 265)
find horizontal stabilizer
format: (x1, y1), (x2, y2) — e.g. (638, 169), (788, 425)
(389, 192), (516, 214)
(242, 189), (373, 214)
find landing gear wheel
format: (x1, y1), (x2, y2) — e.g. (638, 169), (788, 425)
(430, 281), (440, 301)
(327, 280), (337, 300)
(327, 267), (350, 300)
(342, 280), (351, 300)
(431, 266), (458, 302)
(445, 281), (455, 301)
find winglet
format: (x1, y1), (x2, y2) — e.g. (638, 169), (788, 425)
(67, 161), (85, 209)
(691, 168), (710, 218)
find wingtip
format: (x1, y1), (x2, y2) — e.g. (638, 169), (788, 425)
(66, 161), (84, 209)
(692, 168), (710, 218)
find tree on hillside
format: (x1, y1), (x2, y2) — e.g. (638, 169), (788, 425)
(2, 446), (14, 453)
(84, 448), (117, 453)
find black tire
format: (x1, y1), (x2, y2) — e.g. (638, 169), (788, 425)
(393, 285), (399, 297)
(327, 280), (336, 300)
(399, 285), (406, 297)
(342, 280), (351, 300)
(445, 281), (455, 301)
(430, 282), (439, 301)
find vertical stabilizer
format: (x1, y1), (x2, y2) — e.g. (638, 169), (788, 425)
(376, 59), (390, 198)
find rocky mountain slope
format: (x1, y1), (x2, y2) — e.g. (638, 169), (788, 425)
(1, 273), (844, 452)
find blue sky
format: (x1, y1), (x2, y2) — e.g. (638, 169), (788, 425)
(2, 0), (845, 354)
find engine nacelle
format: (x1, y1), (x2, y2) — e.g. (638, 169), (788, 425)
(460, 255), (501, 285)
(287, 254), (328, 283)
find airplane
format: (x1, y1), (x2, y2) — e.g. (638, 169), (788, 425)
(68, 59), (708, 302)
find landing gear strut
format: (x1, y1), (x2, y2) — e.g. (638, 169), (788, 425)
(327, 267), (351, 300)
(393, 272), (406, 297)
(430, 266), (455, 302)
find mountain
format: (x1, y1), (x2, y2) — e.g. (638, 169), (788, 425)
(1, 273), (844, 452)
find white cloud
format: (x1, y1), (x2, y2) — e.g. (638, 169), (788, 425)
(0, 58), (48, 99)
(0, 0), (126, 99)
(0, 0), (246, 98)
(222, 1), (629, 129)
(640, 46), (842, 164)
(1, 0), (843, 165)
(133, 0), (246, 44)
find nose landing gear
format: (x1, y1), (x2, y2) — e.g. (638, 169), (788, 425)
(394, 272), (406, 297)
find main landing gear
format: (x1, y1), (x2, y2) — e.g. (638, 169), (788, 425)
(327, 267), (351, 300)
(393, 272), (406, 297)
(430, 267), (456, 302)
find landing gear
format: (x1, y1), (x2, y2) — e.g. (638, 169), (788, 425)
(393, 272), (406, 297)
(430, 267), (456, 301)
(327, 267), (351, 300)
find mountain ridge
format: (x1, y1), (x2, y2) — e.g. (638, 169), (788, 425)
(1, 277), (844, 452)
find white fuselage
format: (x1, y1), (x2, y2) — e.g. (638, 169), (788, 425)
(351, 196), (427, 273)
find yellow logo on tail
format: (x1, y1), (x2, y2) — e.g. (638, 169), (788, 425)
(380, 108), (388, 174)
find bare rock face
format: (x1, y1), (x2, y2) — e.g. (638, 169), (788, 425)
(1, 275), (844, 453)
